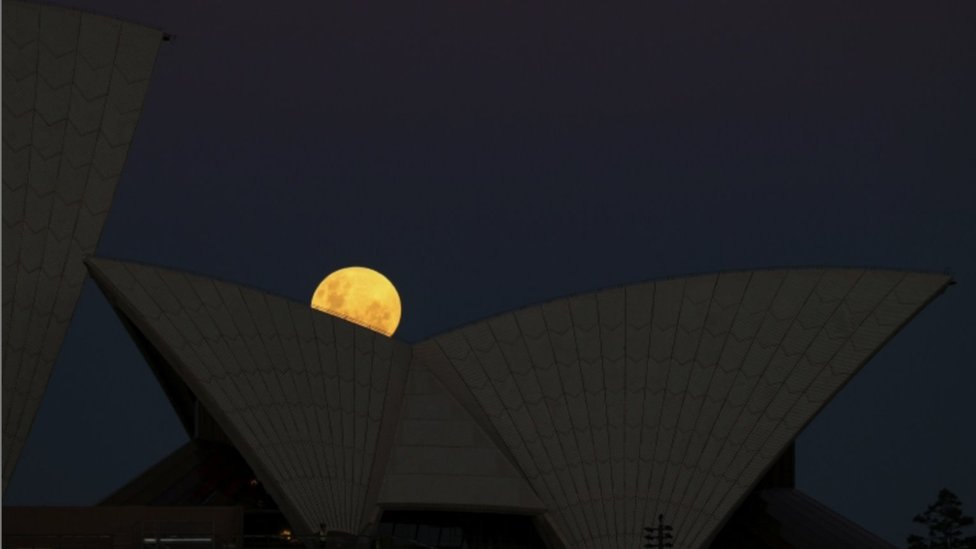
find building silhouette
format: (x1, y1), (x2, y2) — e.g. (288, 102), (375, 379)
(2, 2), (954, 548)
(74, 259), (949, 549)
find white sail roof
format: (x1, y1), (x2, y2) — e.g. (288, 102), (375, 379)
(86, 258), (413, 536)
(86, 261), (949, 547)
(414, 269), (950, 548)
(2, 0), (162, 491)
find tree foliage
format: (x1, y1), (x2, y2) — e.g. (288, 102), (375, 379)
(907, 488), (976, 549)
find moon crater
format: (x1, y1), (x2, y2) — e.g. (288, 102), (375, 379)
(311, 267), (401, 336)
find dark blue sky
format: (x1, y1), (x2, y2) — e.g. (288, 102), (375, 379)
(7, 0), (975, 544)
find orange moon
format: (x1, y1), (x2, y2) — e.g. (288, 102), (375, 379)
(310, 267), (401, 336)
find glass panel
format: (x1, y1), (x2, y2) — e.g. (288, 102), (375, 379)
(416, 525), (440, 545)
(377, 522), (394, 537)
(378, 511), (546, 548)
(440, 527), (463, 546)
(393, 523), (417, 540)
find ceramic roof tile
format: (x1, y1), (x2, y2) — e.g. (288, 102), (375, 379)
(684, 362), (712, 399)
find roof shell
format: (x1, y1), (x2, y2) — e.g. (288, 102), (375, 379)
(2, 0), (162, 492)
(87, 258), (413, 536)
(415, 268), (950, 548)
(88, 260), (950, 547)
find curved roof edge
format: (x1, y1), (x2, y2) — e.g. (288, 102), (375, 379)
(2, 1), (163, 493)
(418, 266), (953, 342)
(86, 257), (413, 536)
(416, 268), (951, 548)
(83, 259), (951, 548)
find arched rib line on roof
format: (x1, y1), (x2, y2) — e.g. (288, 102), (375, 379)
(292, 306), (337, 528)
(693, 271), (925, 548)
(3, 4), (42, 383)
(256, 289), (324, 527)
(311, 310), (346, 528)
(623, 282), (654, 548)
(567, 295), (611, 546)
(671, 270), (822, 535)
(359, 346), (410, 528)
(593, 293), (619, 545)
(598, 288), (630, 549)
(277, 299), (327, 526)
(14, 10), (83, 454)
(660, 274), (719, 537)
(639, 278), (686, 546)
(668, 272), (753, 530)
(3, 1), (162, 491)
(516, 308), (590, 545)
(214, 282), (302, 506)
(485, 314), (580, 542)
(351, 329), (372, 526)
(250, 287), (323, 525)
(334, 320), (355, 529)
(424, 339), (538, 488)
(544, 299), (600, 546)
(682, 270), (871, 544)
(673, 269), (833, 541)
(634, 279), (672, 542)
(1, 0), (41, 483)
(496, 315), (568, 513)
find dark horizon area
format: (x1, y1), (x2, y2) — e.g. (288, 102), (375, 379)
(5, 0), (975, 546)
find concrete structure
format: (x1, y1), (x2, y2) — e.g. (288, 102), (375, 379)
(3, 505), (243, 548)
(2, 0), (163, 491)
(86, 258), (951, 549)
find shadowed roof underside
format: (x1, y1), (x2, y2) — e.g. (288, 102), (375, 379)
(2, 0), (161, 492)
(761, 488), (897, 549)
(414, 268), (950, 549)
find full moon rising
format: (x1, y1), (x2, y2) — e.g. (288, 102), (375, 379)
(310, 267), (401, 336)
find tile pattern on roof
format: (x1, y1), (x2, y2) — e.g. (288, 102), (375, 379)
(1, 0), (161, 490)
(86, 258), (412, 536)
(378, 356), (546, 513)
(416, 269), (949, 549)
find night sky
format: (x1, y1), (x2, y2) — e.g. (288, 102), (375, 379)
(6, 0), (975, 545)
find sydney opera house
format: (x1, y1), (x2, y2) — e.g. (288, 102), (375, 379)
(2, 2), (954, 548)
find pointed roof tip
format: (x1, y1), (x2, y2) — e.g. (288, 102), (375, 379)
(84, 256), (414, 344)
(922, 271), (955, 295)
(83, 256), (113, 278)
(84, 255), (112, 267)
(84, 258), (127, 309)
(83, 256), (100, 277)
